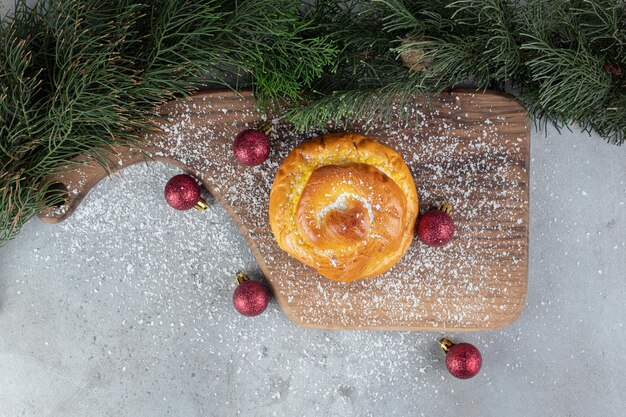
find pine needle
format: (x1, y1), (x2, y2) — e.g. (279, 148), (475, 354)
(287, 0), (626, 145)
(0, 0), (337, 245)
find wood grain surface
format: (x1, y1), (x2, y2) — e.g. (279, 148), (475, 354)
(39, 89), (529, 331)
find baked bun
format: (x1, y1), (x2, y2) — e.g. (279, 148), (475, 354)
(269, 133), (418, 282)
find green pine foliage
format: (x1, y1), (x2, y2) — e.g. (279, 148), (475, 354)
(1, 0), (625, 246)
(288, 0), (626, 144)
(0, 0), (337, 244)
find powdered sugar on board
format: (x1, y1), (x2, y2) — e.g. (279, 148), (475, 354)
(138, 91), (529, 330)
(5, 102), (624, 416)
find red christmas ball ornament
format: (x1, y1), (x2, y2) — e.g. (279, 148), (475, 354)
(417, 202), (455, 246)
(233, 272), (270, 317)
(603, 63), (623, 77)
(439, 338), (482, 379)
(164, 174), (209, 211)
(233, 125), (271, 166)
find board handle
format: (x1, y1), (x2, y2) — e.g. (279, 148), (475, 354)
(37, 144), (211, 224)
(38, 147), (143, 223)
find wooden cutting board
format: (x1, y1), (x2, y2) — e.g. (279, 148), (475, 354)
(39, 89), (529, 331)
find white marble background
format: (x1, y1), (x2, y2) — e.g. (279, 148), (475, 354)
(0, 123), (625, 417)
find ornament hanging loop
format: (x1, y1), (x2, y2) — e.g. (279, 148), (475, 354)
(439, 337), (455, 353)
(438, 202), (452, 214)
(194, 197), (209, 211)
(236, 271), (249, 286)
(260, 122), (272, 135)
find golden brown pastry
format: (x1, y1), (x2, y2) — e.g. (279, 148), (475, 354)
(269, 132), (418, 282)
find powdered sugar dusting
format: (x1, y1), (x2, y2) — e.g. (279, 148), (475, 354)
(132, 91), (529, 330)
(2, 98), (623, 415)
(317, 192), (375, 225)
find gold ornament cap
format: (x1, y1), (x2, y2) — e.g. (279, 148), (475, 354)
(194, 197), (210, 211)
(438, 202), (452, 214)
(260, 122), (272, 135)
(439, 337), (455, 353)
(236, 271), (250, 286)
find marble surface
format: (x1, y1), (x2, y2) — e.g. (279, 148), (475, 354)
(0, 123), (625, 417)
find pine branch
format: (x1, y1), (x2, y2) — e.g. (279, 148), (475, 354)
(285, 81), (432, 131)
(287, 0), (626, 145)
(0, 0), (338, 246)
(2, 0), (626, 246)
